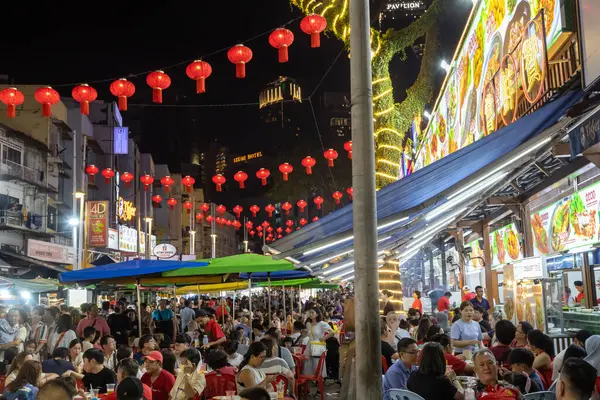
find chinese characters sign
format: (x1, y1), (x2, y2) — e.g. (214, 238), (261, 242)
(87, 201), (108, 248)
(117, 196), (136, 222)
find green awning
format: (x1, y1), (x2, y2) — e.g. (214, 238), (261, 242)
(163, 254), (294, 277)
(254, 278), (339, 289)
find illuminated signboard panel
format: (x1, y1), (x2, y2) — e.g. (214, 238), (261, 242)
(489, 222), (523, 268)
(414, 0), (563, 170)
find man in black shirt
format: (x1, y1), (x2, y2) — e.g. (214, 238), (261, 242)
(64, 348), (116, 394)
(107, 305), (132, 346)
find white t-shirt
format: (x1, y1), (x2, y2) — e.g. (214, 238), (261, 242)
(228, 353), (243, 367)
(47, 330), (77, 355)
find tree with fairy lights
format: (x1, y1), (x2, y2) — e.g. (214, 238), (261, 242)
(290, 0), (448, 189)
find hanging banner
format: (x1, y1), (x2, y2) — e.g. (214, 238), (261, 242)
(489, 222), (523, 267)
(87, 201), (108, 248)
(530, 180), (600, 256)
(27, 239), (74, 264)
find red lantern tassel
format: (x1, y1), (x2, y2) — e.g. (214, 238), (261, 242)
(188, 185), (193, 193)
(252, 212), (257, 217)
(286, 210), (290, 215)
(236, 63), (246, 79)
(300, 206), (305, 212)
(216, 184), (222, 192)
(336, 198), (341, 204)
(42, 103), (51, 117)
(278, 46), (289, 63)
(348, 151), (352, 159)
(328, 159), (334, 167)
(153, 202), (159, 208)
(268, 211), (273, 217)
(311, 32), (321, 48)
(6, 105), (15, 118)
(316, 204), (321, 209)
(152, 88), (163, 103)
(169, 204), (174, 210)
(282, 173), (288, 181)
(126, 181), (131, 188)
(118, 96), (128, 111)
(89, 175), (95, 184)
(80, 101), (90, 115)
(238, 181), (245, 189)
(186, 209), (191, 215)
(196, 78), (206, 94)
(305, 166), (312, 175)
(164, 186), (170, 194)
(144, 185), (149, 192)
(104, 177), (111, 184)
(261, 178), (267, 186)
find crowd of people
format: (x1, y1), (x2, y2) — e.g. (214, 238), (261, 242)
(380, 285), (600, 400)
(0, 289), (346, 400)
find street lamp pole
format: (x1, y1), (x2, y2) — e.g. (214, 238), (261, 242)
(350, 0), (382, 398)
(75, 192), (85, 271)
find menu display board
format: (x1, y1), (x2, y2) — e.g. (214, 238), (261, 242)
(530, 180), (600, 256)
(465, 238), (485, 273)
(414, 0), (563, 170)
(490, 222), (523, 267)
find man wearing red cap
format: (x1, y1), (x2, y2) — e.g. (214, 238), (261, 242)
(141, 350), (175, 400)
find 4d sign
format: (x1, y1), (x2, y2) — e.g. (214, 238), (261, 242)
(117, 196), (136, 222)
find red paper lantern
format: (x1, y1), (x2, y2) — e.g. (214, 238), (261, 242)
(299, 218), (308, 226)
(286, 220), (294, 227)
(110, 78), (135, 111)
(227, 44), (253, 79)
(195, 212), (203, 221)
(347, 187), (353, 200)
(0, 87), (24, 118)
(258, 232), (264, 238)
(256, 226), (263, 232)
(250, 205), (260, 217)
(140, 174), (154, 191)
(234, 171), (248, 189)
(324, 149), (339, 167)
(279, 163), (293, 181)
(85, 165), (99, 183)
(261, 221), (270, 228)
(256, 168), (270, 186)
(146, 70), (171, 104)
(160, 176), (175, 193)
(206, 215), (214, 223)
(267, 226), (273, 233)
(281, 202), (292, 215)
(300, 14), (327, 48)
(152, 195), (162, 208)
(212, 174), (226, 192)
(34, 86), (60, 117)
(269, 28), (294, 63)
(277, 234), (282, 239)
(301, 156), (316, 174)
(265, 204), (275, 217)
(312, 216), (319, 222)
(285, 227), (292, 234)
(233, 205), (243, 218)
(120, 172), (134, 188)
(167, 198), (178, 210)
(216, 205), (226, 215)
(250, 229), (256, 237)
(333, 191), (343, 204)
(233, 220), (242, 230)
(72, 84), (98, 115)
(200, 203), (210, 214)
(313, 196), (324, 209)
(186, 60), (212, 94)
(182, 176), (195, 193)
(276, 227), (283, 234)
(344, 141), (353, 159)
(297, 199), (307, 212)
(183, 200), (193, 214)
(245, 221), (253, 230)
(101, 168), (114, 184)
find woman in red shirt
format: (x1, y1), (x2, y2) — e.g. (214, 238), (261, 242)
(412, 290), (423, 314)
(141, 351), (175, 400)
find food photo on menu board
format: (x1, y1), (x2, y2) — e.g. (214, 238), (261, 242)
(530, 181), (600, 256)
(490, 223), (523, 266)
(414, 0), (563, 170)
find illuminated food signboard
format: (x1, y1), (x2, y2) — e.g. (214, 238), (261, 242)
(489, 222), (523, 267)
(415, 0), (563, 169)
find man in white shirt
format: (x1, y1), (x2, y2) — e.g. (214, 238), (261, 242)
(290, 321), (309, 346)
(101, 334), (117, 371)
(179, 300), (195, 333)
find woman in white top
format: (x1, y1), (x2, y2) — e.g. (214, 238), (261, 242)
(47, 315), (77, 356)
(68, 339), (83, 373)
(236, 342), (276, 393)
(303, 308), (334, 375)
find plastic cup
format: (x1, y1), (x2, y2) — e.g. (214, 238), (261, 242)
(106, 384), (115, 393)
(226, 390), (236, 400)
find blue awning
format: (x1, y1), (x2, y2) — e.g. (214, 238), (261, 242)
(239, 270), (312, 280)
(270, 89), (584, 263)
(59, 259), (209, 283)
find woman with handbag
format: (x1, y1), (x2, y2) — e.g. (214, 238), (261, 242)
(303, 308), (334, 376)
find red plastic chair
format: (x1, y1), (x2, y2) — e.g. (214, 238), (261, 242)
(203, 372), (237, 398)
(268, 374), (289, 395)
(300, 344), (307, 353)
(297, 351), (327, 400)
(382, 356), (389, 373)
(292, 354), (303, 378)
(0, 375), (6, 393)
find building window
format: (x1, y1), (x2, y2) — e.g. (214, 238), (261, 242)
(2, 145), (22, 165)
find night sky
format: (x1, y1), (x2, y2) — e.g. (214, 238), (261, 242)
(1, 1), (470, 168)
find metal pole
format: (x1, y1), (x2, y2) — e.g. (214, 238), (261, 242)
(350, 0), (381, 396)
(78, 196), (85, 270)
(136, 279), (142, 341)
(211, 203), (216, 258)
(298, 286), (301, 313)
(248, 279), (252, 320)
(282, 282), (286, 332)
(232, 292), (236, 322)
(243, 217), (248, 253)
(72, 130), (78, 270)
(267, 273), (272, 321)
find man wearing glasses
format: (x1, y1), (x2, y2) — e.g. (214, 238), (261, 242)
(382, 338), (418, 400)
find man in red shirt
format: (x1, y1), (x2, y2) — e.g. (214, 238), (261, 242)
(103, 358), (152, 400)
(196, 309), (226, 349)
(437, 291), (452, 312)
(462, 286), (476, 302)
(141, 351), (175, 400)
(575, 281), (585, 304)
(75, 304), (111, 340)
